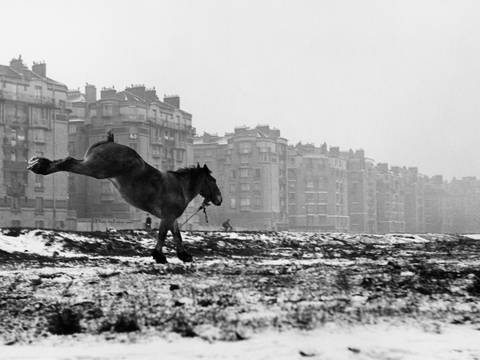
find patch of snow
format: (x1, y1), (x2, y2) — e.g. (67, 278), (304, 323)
(0, 230), (86, 258)
(464, 234), (480, 240)
(1, 324), (479, 360)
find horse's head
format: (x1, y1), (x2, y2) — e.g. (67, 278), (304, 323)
(198, 164), (222, 206)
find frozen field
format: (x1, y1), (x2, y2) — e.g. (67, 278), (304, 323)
(0, 229), (479, 359)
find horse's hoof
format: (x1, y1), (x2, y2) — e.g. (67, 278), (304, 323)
(151, 250), (167, 264)
(27, 157), (51, 174)
(177, 251), (193, 263)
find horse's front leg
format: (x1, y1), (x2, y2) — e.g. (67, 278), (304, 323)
(172, 220), (192, 263)
(152, 219), (168, 264)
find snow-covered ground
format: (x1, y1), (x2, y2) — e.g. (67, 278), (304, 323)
(0, 229), (479, 359)
(0, 229), (470, 259)
(2, 324), (480, 360)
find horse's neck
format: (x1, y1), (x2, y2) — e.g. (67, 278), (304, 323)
(179, 172), (201, 204)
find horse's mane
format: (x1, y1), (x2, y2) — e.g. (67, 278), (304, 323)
(168, 166), (205, 177)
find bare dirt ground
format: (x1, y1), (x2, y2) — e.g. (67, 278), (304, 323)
(0, 229), (479, 359)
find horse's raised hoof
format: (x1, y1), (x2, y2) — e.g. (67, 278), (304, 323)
(27, 157), (51, 175)
(151, 249), (167, 264)
(177, 251), (193, 263)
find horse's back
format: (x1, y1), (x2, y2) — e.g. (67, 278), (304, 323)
(83, 141), (145, 176)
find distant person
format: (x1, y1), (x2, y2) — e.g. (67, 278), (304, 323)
(145, 215), (152, 230)
(222, 219), (233, 231)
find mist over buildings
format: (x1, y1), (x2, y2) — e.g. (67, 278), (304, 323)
(1, 1), (480, 231)
(2, 0), (480, 179)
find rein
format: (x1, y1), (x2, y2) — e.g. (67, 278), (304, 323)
(179, 201), (210, 229)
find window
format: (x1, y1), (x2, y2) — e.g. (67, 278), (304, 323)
(240, 198), (250, 207)
(176, 150), (184, 162)
(35, 174), (44, 188)
(33, 129), (46, 143)
(254, 169), (261, 178)
(35, 197), (44, 213)
(11, 198), (19, 210)
(230, 198), (236, 209)
(239, 143), (251, 154)
(230, 184), (236, 193)
(35, 85), (42, 99)
(259, 152), (269, 162)
(240, 168), (249, 178)
(240, 183), (250, 191)
(231, 170), (236, 179)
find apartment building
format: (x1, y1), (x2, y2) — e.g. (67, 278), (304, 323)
(403, 167), (426, 234)
(193, 126), (288, 230)
(423, 175), (446, 233)
(444, 177), (480, 233)
(287, 143), (348, 232)
(0, 56), (71, 229)
(67, 84), (193, 227)
(345, 150), (369, 233)
(375, 163), (406, 233)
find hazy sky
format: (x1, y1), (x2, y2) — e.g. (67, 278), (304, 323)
(2, 0), (480, 179)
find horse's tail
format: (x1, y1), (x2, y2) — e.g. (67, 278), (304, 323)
(107, 130), (114, 142)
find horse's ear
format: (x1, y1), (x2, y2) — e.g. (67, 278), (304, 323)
(196, 162), (201, 168)
(203, 164), (211, 173)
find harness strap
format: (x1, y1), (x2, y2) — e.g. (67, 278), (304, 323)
(179, 202), (210, 229)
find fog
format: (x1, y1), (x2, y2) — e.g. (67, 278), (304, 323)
(2, 0), (480, 178)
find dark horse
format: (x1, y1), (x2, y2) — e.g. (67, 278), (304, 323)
(27, 132), (222, 263)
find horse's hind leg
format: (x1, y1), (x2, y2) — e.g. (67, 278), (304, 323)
(28, 156), (109, 179)
(172, 220), (192, 263)
(152, 220), (168, 264)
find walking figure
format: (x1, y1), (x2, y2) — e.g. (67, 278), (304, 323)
(222, 219), (233, 231)
(145, 215), (152, 230)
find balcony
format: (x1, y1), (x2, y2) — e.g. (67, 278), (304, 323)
(120, 114), (145, 123)
(151, 137), (164, 146)
(0, 90), (55, 107)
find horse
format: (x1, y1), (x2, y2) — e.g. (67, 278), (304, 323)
(27, 131), (222, 263)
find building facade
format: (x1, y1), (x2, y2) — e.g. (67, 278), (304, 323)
(0, 56), (71, 229)
(67, 84), (193, 228)
(193, 126), (288, 230)
(287, 143), (348, 232)
(375, 163), (406, 233)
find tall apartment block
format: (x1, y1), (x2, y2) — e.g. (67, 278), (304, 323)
(0, 56), (71, 229)
(344, 149), (378, 233)
(67, 84), (193, 227)
(287, 143), (348, 232)
(375, 163), (406, 233)
(193, 126), (288, 230)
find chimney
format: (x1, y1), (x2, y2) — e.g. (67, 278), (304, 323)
(145, 87), (158, 102)
(32, 61), (46, 77)
(164, 95), (180, 108)
(85, 83), (97, 103)
(10, 55), (27, 71)
(101, 87), (116, 99)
